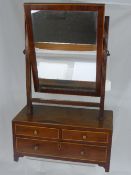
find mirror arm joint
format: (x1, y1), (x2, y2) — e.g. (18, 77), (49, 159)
(106, 50), (110, 57)
(23, 49), (26, 55)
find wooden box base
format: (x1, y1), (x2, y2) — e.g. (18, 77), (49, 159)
(12, 105), (113, 172)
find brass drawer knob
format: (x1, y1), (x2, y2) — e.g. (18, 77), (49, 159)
(58, 143), (61, 151)
(80, 151), (85, 155)
(33, 130), (38, 136)
(82, 135), (87, 140)
(34, 145), (39, 151)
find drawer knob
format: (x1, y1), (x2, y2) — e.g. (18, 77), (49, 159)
(82, 135), (87, 140)
(33, 130), (38, 136)
(34, 145), (39, 151)
(80, 151), (85, 155)
(58, 143), (61, 151)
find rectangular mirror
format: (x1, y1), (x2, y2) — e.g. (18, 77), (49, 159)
(32, 10), (97, 82)
(24, 3), (105, 96)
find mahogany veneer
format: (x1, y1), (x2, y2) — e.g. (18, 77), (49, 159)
(12, 105), (113, 172)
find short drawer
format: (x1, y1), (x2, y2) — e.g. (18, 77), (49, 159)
(62, 129), (108, 143)
(60, 142), (107, 163)
(16, 137), (60, 157)
(15, 124), (59, 139)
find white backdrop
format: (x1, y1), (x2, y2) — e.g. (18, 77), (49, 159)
(0, 0), (131, 173)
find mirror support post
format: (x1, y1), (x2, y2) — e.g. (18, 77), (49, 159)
(25, 21), (33, 114)
(99, 16), (109, 121)
(25, 51), (32, 114)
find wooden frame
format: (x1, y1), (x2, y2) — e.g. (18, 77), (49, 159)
(24, 3), (105, 95)
(24, 3), (109, 120)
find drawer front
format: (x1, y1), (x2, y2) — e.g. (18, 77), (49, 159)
(15, 125), (59, 139)
(60, 142), (107, 163)
(16, 138), (107, 163)
(62, 129), (108, 143)
(16, 138), (60, 156)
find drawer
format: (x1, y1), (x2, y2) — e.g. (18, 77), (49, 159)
(16, 138), (107, 163)
(15, 124), (59, 139)
(16, 137), (60, 157)
(62, 129), (108, 143)
(60, 142), (107, 163)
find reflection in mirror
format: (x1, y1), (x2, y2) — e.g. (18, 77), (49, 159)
(36, 49), (96, 82)
(31, 10), (97, 83)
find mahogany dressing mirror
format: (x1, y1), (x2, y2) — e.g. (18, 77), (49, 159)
(24, 3), (109, 120)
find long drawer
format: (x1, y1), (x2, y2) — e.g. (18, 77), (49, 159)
(15, 124), (59, 139)
(16, 138), (107, 163)
(62, 129), (108, 143)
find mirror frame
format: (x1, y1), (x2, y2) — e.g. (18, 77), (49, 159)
(24, 3), (105, 97)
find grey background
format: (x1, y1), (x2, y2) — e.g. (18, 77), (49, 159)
(0, 0), (131, 173)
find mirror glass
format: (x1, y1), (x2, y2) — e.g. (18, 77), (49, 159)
(31, 10), (97, 87)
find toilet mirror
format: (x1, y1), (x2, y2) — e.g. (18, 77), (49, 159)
(24, 3), (105, 96)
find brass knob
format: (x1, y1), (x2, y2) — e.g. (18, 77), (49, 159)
(33, 130), (38, 136)
(58, 143), (61, 151)
(82, 135), (87, 140)
(34, 145), (39, 151)
(80, 151), (85, 155)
